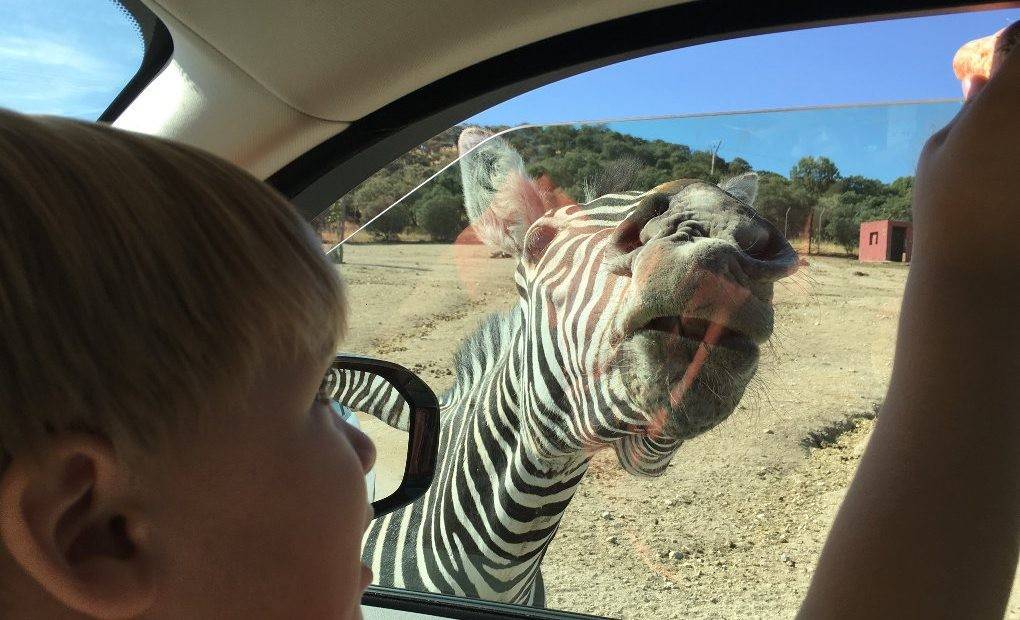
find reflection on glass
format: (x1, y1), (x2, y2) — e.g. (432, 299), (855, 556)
(322, 368), (409, 505)
(354, 410), (406, 502)
(321, 102), (1016, 617)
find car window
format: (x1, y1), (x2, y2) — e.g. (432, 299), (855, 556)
(318, 10), (1020, 619)
(0, 0), (148, 119)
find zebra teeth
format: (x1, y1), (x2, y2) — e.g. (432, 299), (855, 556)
(643, 315), (680, 334)
(638, 314), (745, 348)
(680, 316), (721, 341)
(681, 317), (744, 347)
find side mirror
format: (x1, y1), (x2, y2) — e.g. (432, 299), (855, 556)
(320, 354), (440, 518)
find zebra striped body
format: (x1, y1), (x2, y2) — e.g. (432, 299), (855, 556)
(352, 128), (797, 605)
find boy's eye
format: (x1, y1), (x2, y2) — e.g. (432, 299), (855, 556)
(318, 368), (339, 401)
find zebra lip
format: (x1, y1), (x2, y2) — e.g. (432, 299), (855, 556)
(639, 315), (746, 347)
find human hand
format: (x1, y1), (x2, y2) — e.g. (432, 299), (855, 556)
(912, 20), (1019, 273)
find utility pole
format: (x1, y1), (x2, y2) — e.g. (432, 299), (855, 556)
(710, 139), (723, 176)
(337, 198), (346, 265)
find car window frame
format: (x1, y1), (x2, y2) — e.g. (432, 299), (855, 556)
(363, 586), (606, 620)
(98, 0), (173, 123)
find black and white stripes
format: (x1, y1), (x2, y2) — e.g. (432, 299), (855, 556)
(350, 128), (797, 606)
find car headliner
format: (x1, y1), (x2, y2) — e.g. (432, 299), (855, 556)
(114, 0), (687, 180)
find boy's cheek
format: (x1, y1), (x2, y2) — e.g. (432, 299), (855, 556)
(144, 425), (363, 615)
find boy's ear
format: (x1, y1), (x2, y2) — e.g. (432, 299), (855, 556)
(0, 436), (155, 618)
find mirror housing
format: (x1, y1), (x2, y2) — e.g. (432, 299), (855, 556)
(326, 355), (440, 517)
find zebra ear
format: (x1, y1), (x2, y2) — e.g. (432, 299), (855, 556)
(459, 128), (546, 256)
(719, 172), (759, 207)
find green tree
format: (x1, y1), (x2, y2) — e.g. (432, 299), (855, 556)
(729, 157), (752, 175)
(416, 193), (466, 242)
(889, 176), (913, 197)
(754, 173), (814, 238)
(361, 201), (412, 240)
(818, 193), (861, 254)
(878, 194), (912, 221)
(351, 174), (404, 222)
(884, 176), (914, 221)
(790, 156), (841, 196)
(840, 175), (886, 197)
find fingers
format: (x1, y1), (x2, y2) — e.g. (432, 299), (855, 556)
(989, 20), (1019, 77)
(938, 19), (1019, 143)
(962, 75), (988, 101)
(958, 20), (1018, 103)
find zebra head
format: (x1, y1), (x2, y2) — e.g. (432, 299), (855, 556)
(459, 128), (798, 477)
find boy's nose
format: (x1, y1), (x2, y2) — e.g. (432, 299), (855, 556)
(346, 422), (376, 474)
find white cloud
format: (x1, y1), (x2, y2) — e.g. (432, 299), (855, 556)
(0, 35), (115, 76)
(0, 33), (129, 118)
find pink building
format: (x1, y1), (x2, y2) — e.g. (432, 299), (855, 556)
(859, 220), (912, 263)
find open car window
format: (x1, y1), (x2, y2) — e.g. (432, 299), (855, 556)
(320, 9), (1020, 620)
(0, 0), (163, 120)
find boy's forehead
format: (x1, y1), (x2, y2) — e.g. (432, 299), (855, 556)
(300, 220), (347, 353)
(300, 220), (325, 249)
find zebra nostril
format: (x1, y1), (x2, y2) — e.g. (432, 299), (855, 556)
(733, 219), (783, 262)
(731, 218), (799, 282)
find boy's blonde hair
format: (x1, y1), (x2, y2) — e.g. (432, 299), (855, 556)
(0, 109), (346, 467)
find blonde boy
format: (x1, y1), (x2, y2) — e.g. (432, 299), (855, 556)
(0, 109), (375, 619)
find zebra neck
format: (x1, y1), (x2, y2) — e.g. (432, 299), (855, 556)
(442, 306), (523, 409)
(439, 304), (592, 554)
(365, 306), (596, 604)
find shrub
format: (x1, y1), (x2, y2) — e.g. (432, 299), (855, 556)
(416, 195), (465, 242)
(362, 202), (412, 240)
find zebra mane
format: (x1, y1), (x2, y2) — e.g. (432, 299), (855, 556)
(581, 157), (642, 203)
(447, 305), (523, 401)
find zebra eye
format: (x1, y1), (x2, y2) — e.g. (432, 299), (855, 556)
(524, 224), (558, 263)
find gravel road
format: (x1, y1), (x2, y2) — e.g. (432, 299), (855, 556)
(341, 242), (1019, 619)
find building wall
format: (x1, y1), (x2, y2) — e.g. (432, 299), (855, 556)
(859, 220), (912, 263)
(859, 220), (889, 262)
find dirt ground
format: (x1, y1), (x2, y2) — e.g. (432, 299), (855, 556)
(340, 242), (1019, 619)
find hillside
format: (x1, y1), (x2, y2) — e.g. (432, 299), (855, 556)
(316, 124), (913, 252)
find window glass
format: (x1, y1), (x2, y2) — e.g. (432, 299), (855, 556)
(318, 9), (1020, 619)
(0, 0), (146, 119)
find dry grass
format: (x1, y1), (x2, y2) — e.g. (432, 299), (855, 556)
(789, 239), (856, 258)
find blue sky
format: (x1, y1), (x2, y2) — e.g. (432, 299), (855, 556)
(0, 0), (144, 119)
(587, 100), (963, 182)
(469, 8), (1019, 181)
(1, 5), (1016, 181)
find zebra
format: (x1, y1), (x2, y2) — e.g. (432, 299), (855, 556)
(347, 127), (798, 606)
(321, 366), (410, 430)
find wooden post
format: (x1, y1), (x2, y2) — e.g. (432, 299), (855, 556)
(337, 199), (346, 265)
(806, 211), (815, 255)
